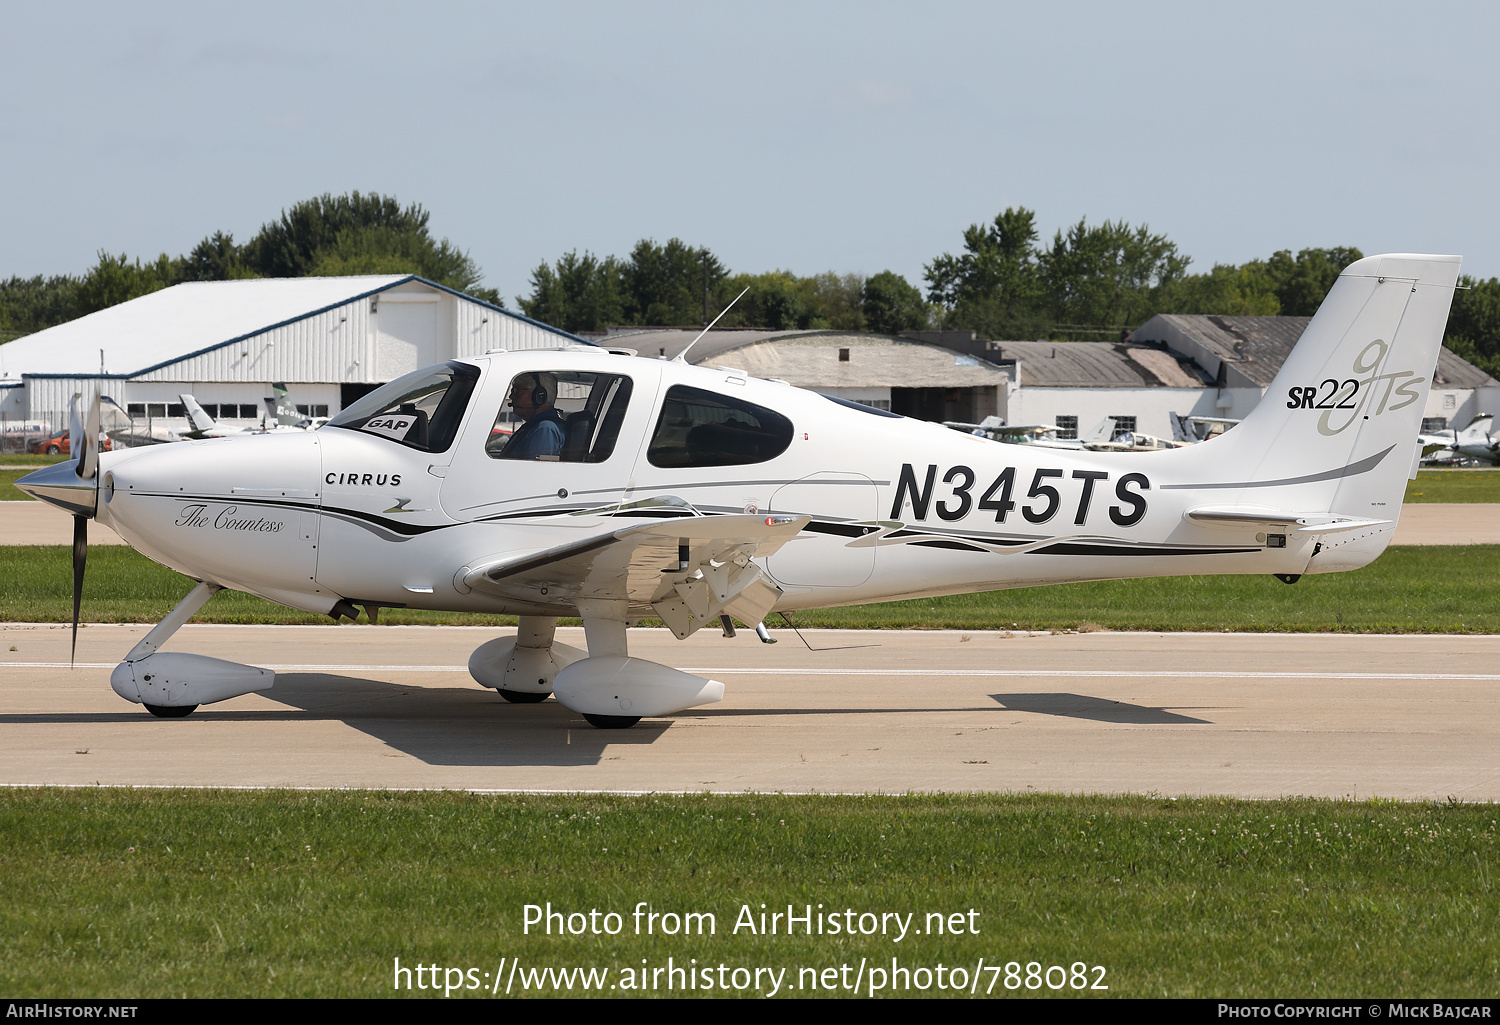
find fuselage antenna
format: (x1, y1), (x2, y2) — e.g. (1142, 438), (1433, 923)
(674, 286), (750, 364)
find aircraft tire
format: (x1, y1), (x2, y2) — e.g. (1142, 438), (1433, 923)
(498, 689), (549, 704)
(583, 713), (641, 730)
(144, 703), (198, 718)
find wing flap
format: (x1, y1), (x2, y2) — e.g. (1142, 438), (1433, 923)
(460, 513), (808, 632)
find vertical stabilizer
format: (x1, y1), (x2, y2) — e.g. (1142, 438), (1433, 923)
(1083, 417), (1117, 444)
(1184, 253), (1461, 571)
(269, 383), (300, 427)
(179, 394), (216, 433)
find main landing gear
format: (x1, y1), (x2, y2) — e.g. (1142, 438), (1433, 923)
(467, 600), (725, 729)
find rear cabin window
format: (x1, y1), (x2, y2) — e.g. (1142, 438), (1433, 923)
(647, 385), (794, 468)
(487, 371), (634, 463)
(325, 361), (478, 453)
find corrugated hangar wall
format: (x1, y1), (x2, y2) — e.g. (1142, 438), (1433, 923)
(133, 284), (566, 385)
(22, 281), (579, 429)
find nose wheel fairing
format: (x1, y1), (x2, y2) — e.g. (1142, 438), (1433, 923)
(108, 581), (275, 715)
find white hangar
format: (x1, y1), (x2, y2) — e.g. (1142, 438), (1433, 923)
(0, 275), (586, 434)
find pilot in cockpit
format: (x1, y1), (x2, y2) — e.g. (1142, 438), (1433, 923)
(502, 372), (566, 460)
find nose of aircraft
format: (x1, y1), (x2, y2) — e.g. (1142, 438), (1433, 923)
(15, 459), (98, 518)
(16, 454), (101, 666)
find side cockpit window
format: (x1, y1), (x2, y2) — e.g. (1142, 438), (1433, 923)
(647, 385), (793, 468)
(487, 371), (634, 462)
(325, 362), (478, 453)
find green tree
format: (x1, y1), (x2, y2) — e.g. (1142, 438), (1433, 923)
(803, 272), (866, 330)
(516, 250), (624, 333)
(0, 275), (82, 338)
(1443, 275), (1500, 380)
(925, 207), (1049, 339)
(1251, 247), (1365, 316)
(1038, 218), (1189, 335)
(862, 270), (929, 334)
(307, 224), (485, 293)
(241, 192), (431, 278)
(719, 270), (815, 330)
(1152, 263), (1281, 317)
(76, 252), (183, 316)
(182, 231), (256, 282)
(622, 239), (726, 325)
(1, 193), (503, 339)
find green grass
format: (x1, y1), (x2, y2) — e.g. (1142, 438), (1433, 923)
(0, 789), (1494, 998)
(1404, 467), (1500, 502)
(3, 543), (1496, 633)
(0, 466), (42, 500)
(0, 453), (70, 467)
(0, 456), (71, 499)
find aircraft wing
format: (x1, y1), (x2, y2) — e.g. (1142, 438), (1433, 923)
(942, 420), (1061, 437)
(998, 423), (1062, 436)
(460, 512), (809, 638)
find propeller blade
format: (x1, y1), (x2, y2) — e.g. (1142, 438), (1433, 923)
(79, 388), (101, 481)
(71, 514), (87, 666)
(67, 393), (82, 466)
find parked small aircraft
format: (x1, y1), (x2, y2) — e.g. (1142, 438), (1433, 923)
(1084, 429), (1190, 453)
(18, 254), (1461, 728)
(178, 384), (323, 439)
(945, 416), (1117, 449)
(1169, 412), (1239, 444)
(1419, 413), (1498, 466)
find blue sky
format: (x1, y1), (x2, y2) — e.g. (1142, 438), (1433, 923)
(4, 1), (1497, 302)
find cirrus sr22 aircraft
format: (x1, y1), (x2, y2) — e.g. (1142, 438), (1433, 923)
(18, 254), (1460, 728)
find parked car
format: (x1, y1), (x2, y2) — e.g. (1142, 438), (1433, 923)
(26, 431), (113, 456)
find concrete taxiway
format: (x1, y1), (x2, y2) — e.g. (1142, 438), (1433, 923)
(2, 623), (1496, 800)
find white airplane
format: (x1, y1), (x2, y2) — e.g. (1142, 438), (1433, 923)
(18, 253), (1461, 729)
(1169, 412), (1239, 445)
(1419, 413), (1498, 466)
(952, 416), (1189, 453)
(178, 384), (322, 440)
(1084, 429), (1190, 453)
(945, 416), (1117, 450)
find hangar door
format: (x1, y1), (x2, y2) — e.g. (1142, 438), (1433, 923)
(375, 298), (439, 380)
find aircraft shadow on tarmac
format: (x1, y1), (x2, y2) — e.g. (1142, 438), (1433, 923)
(1, 679), (1214, 767)
(991, 692), (1213, 724)
(259, 673), (672, 767)
(0, 673), (669, 768)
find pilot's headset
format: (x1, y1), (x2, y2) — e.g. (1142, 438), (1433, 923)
(515, 372), (557, 408)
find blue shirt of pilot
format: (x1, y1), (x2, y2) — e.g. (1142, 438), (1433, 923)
(505, 409), (566, 459)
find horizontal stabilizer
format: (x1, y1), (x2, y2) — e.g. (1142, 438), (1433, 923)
(1185, 506), (1392, 535)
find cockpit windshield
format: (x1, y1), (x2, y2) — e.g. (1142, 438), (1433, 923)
(325, 361), (479, 453)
